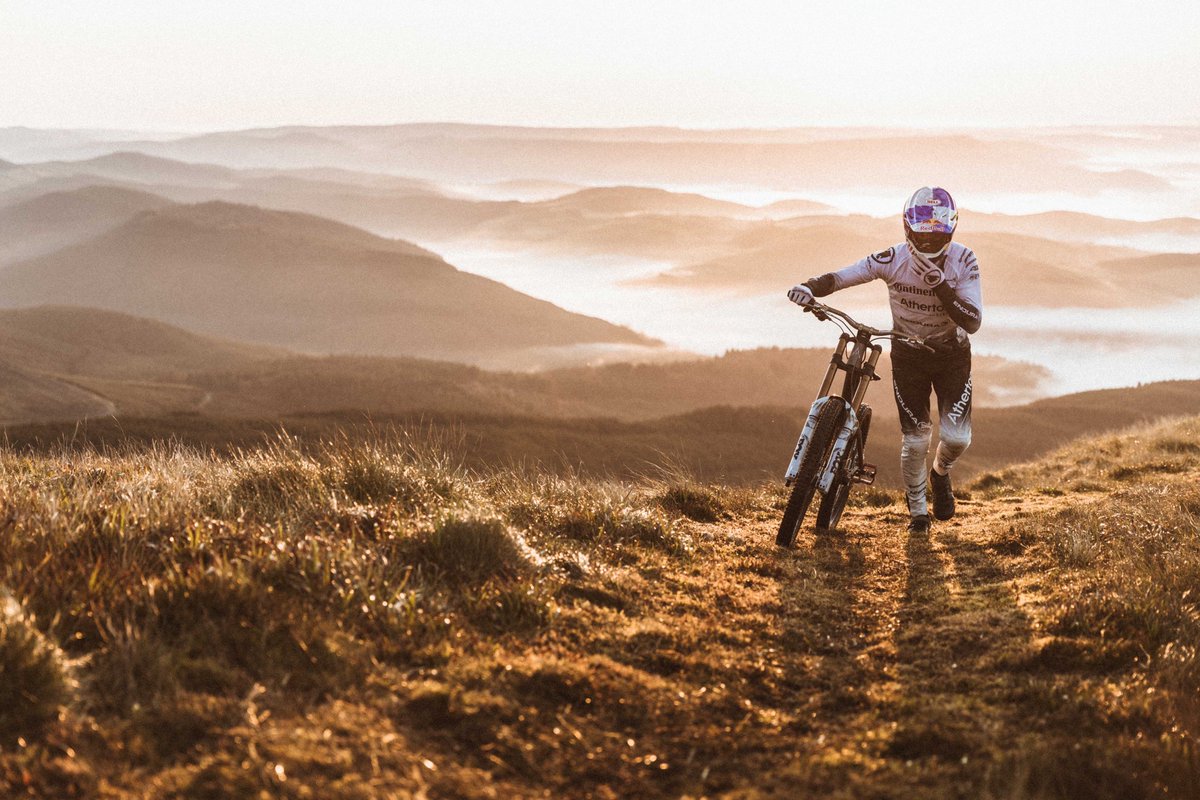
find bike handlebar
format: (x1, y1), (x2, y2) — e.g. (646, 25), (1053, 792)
(802, 300), (934, 352)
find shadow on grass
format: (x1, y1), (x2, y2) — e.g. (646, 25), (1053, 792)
(773, 529), (872, 724)
(889, 521), (1180, 800)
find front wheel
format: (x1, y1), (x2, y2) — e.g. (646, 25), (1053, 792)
(776, 401), (844, 547)
(816, 405), (872, 532)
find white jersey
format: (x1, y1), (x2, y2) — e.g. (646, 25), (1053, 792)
(829, 242), (982, 346)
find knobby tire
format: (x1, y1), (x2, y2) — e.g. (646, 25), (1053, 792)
(816, 405), (872, 532)
(776, 401), (844, 547)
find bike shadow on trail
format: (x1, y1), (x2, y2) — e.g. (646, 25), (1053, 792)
(771, 526), (876, 725)
(765, 508), (1056, 795)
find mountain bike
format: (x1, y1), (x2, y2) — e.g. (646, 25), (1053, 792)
(776, 301), (930, 547)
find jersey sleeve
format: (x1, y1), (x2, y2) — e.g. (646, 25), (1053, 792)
(803, 248), (891, 296)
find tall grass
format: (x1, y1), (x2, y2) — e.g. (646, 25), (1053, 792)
(971, 414), (1200, 496)
(1005, 459), (1200, 796)
(0, 433), (703, 795)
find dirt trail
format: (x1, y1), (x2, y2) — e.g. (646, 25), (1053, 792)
(633, 489), (1086, 798)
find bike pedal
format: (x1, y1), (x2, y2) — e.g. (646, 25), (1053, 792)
(852, 464), (878, 485)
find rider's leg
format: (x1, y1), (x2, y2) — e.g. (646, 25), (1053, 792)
(931, 350), (973, 475)
(892, 351), (934, 519)
(901, 427), (934, 516)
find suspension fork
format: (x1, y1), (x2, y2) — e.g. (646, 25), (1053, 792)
(851, 344), (883, 409)
(817, 340), (882, 493)
(818, 334), (851, 397)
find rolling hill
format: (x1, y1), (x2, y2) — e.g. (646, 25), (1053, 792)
(0, 306), (1045, 426)
(641, 220), (1200, 307)
(0, 305), (1195, 487)
(963, 208), (1200, 248)
(0, 202), (655, 363)
(0, 305), (280, 380)
(0, 185), (174, 264)
(0, 306), (281, 423)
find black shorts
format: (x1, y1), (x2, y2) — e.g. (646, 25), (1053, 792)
(891, 342), (973, 438)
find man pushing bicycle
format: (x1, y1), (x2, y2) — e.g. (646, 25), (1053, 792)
(787, 187), (982, 534)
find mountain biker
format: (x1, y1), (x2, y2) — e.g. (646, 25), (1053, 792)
(786, 187), (981, 534)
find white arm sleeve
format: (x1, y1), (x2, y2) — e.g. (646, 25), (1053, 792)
(830, 253), (884, 291)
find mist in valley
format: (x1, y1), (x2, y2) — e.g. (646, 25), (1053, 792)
(0, 123), (1198, 490)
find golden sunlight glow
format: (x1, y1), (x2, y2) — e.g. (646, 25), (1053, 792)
(2, 0), (1197, 129)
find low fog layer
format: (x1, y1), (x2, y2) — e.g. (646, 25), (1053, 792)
(1, 124), (1198, 402)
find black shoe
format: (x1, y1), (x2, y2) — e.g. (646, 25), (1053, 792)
(908, 515), (931, 534)
(930, 469), (956, 521)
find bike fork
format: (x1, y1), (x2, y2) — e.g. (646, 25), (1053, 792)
(784, 396), (853, 486)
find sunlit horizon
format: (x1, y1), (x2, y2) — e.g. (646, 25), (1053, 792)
(3, 1), (1198, 131)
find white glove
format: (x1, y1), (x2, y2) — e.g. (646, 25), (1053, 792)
(787, 284), (816, 306)
(909, 251), (945, 288)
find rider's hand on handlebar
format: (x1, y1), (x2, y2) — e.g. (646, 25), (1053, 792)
(787, 284), (816, 309)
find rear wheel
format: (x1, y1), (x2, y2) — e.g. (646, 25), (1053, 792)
(776, 401), (844, 547)
(817, 405), (872, 531)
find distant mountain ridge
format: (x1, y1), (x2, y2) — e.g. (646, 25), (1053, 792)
(0, 201), (655, 362)
(72, 126), (1169, 197)
(0, 185), (173, 264)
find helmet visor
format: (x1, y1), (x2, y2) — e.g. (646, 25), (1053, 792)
(907, 229), (953, 256)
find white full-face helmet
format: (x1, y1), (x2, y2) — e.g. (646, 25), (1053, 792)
(903, 186), (958, 258)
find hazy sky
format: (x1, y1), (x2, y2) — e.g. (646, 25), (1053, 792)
(3, 1), (1198, 131)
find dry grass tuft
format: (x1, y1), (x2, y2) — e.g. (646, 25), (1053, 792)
(405, 515), (534, 584)
(654, 482), (728, 522)
(492, 473), (693, 556)
(0, 590), (74, 742)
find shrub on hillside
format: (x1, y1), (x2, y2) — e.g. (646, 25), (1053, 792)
(655, 482), (727, 522)
(405, 515), (535, 584)
(0, 591), (73, 742)
(494, 475), (691, 556)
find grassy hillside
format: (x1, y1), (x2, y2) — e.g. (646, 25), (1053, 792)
(1, 417), (1197, 797)
(5, 379), (1200, 489)
(0, 202), (653, 361)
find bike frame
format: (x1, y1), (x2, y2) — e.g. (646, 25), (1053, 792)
(784, 303), (924, 490)
(783, 330), (881, 487)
